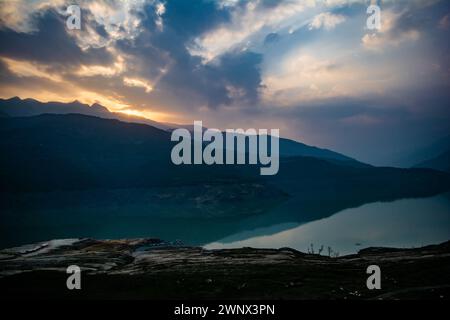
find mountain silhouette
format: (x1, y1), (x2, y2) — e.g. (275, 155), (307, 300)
(0, 96), (172, 130)
(0, 113), (447, 194)
(0, 97), (364, 165)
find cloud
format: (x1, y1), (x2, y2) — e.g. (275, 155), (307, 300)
(75, 55), (125, 77)
(0, 57), (63, 82)
(261, 48), (412, 107)
(361, 10), (421, 51)
(0, 0), (65, 33)
(0, 0), (152, 41)
(0, 10), (114, 66)
(123, 77), (153, 93)
(308, 12), (346, 30)
(188, 0), (315, 62)
(0, 0), (262, 111)
(438, 14), (450, 29)
(263, 32), (280, 45)
(362, 30), (420, 51)
(0, 0), (448, 166)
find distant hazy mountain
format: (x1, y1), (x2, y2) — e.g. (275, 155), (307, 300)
(278, 137), (365, 166)
(392, 135), (450, 168)
(0, 97), (172, 130)
(235, 135), (367, 167)
(415, 149), (450, 172)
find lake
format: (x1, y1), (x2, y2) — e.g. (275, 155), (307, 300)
(204, 192), (450, 255)
(1, 191), (449, 253)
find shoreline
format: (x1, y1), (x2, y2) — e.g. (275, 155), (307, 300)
(1, 238), (450, 299)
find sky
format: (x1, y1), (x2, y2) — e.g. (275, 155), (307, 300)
(0, 0), (449, 165)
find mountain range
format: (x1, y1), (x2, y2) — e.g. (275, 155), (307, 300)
(0, 112), (448, 195)
(0, 97), (171, 130)
(0, 97), (362, 164)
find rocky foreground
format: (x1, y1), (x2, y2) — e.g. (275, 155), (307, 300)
(0, 238), (449, 300)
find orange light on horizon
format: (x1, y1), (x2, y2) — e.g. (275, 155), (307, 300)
(115, 108), (178, 124)
(0, 90), (182, 124)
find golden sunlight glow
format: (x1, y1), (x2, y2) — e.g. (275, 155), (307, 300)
(1, 57), (62, 82)
(116, 108), (174, 123)
(76, 91), (130, 109)
(261, 52), (397, 107)
(0, 87), (177, 124)
(123, 77), (153, 93)
(75, 55), (125, 77)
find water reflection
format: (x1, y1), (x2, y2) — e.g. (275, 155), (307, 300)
(1, 189), (449, 251)
(204, 193), (450, 255)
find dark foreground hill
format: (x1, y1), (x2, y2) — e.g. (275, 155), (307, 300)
(0, 238), (449, 300)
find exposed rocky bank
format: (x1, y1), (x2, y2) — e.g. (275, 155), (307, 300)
(0, 238), (449, 299)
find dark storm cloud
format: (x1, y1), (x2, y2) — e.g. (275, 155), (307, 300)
(0, 10), (113, 67)
(217, 51), (263, 104)
(264, 33), (280, 45)
(115, 0), (263, 109)
(0, 59), (11, 81)
(159, 0), (230, 38)
(0, 0), (264, 110)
